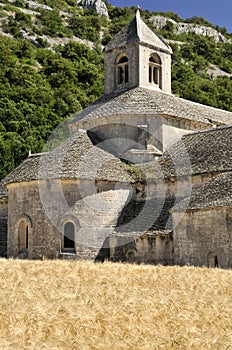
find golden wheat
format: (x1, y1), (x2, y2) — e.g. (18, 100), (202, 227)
(0, 259), (231, 350)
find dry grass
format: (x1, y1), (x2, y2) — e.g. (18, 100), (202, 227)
(0, 259), (231, 350)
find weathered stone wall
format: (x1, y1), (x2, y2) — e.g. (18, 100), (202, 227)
(104, 42), (172, 95)
(139, 44), (172, 93)
(104, 43), (140, 94)
(147, 173), (214, 211)
(79, 113), (206, 159)
(172, 207), (232, 268)
(7, 181), (59, 259)
(106, 233), (173, 265)
(89, 123), (147, 156)
(6, 179), (131, 260)
(6, 159), (227, 264)
(0, 198), (7, 257)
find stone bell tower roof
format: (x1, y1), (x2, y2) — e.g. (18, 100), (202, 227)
(104, 9), (172, 94)
(105, 9), (172, 54)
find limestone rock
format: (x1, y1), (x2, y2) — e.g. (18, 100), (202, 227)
(25, 0), (52, 11)
(207, 64), (232, 79)
(76, 0), (108, 17)
(150, 15), (229, 43)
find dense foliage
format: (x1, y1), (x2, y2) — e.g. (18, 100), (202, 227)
(0, 35), (104, 179)
(0, 0), (232, 179)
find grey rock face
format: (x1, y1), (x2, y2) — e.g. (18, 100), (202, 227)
(25, 0), (53, 11)
(150, 15), (229, 43)
(76, 0), (108, 17)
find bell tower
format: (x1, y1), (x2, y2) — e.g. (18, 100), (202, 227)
(104, 9), (173, 95)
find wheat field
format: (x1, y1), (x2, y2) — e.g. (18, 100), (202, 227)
(0, 259), (231, 350)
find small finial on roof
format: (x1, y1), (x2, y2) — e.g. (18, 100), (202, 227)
(136, 5), (141, 18)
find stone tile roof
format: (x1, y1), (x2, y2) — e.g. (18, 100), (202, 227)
(3, 130), (137, 185)
(111, 195), (179, 236)
(70, 87), (232, 128)
(105, 10), (172, 54)
(0, 183), (7, 199)
(156, 126), (232, 178)
(175, 172), (232, 210)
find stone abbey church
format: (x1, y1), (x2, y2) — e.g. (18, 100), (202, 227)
(0, 10), (232, 268)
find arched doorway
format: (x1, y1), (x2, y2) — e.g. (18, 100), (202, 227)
(208, 252), (219, 268)
(126, 250), (136, 263)
(17, 218), (31, 254)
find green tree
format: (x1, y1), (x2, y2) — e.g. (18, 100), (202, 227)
(68, 13), (101, 42)
(37, 9), (64, 37)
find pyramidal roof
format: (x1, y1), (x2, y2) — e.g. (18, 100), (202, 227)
(105, 9), (172, 54)
(174, 172), (232, 211)
(3, 130), (137, 185)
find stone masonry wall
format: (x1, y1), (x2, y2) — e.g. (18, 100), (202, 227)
(139, 43), (172, 93)
(6, 179), (131, 260)
(107, 233), (174, 265)
(104, 43), (140, 94)
(0, 198), (7, 256)
(173, 207), (232, 268)
(81, 113), (202, 159)
(104, 42), (172, 95)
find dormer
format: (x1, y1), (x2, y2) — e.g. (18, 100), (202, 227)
(104, 9), (172, 94)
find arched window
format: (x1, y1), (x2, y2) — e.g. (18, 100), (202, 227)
(18, 220), (29, 252)
(63, 221), (75, 251)
(126, 250), (136, 263)
(149, 54), (162, 88)
(116, 55), (129, 85)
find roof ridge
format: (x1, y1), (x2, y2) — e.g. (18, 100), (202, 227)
(175, 171), (232, 211)
(136, 8), (141, 38)
(70, 86), (232, 127)
(181, 124), (232, 139)
(136, 11), (172, 53)
(104, 10), (172, 53)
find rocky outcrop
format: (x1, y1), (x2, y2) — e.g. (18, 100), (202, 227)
(207, 64), (232, 79)
(150, 15), (229, 43)
(25, 0), (52, 11)
(76, 0), (108, 17)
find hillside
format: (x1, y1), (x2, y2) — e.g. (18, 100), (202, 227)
(0, 259), (231, 349)
(1, 0), (232, 179)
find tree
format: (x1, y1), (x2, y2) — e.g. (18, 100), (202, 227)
(37, 9), (64, 37)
